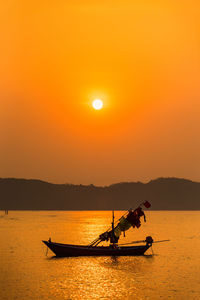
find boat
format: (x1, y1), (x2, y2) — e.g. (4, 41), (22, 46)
(43, 201), (157, 257)
(42, 239), (152, 257)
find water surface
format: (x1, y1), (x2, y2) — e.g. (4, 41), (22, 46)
(0, 211), (200, 299)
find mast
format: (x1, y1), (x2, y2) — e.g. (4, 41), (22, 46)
(110, 210), (117, 245)
(112, 210), (114, 233)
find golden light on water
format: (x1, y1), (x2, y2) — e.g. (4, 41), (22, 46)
(92, 99), (103, 110)
(1, 211), (200, 299)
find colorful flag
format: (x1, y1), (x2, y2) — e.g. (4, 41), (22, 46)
(143, 201), (151, 208)
(118, 217), (132, 231)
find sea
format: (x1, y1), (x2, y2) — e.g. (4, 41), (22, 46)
(0, 211), (200, 300)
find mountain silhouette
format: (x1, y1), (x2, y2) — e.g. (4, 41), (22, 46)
(0, 177), (199, 210)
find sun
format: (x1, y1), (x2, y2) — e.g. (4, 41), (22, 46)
(92, 99), (103, 110)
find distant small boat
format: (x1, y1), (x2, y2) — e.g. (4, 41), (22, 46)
(43, 201), (163, 257)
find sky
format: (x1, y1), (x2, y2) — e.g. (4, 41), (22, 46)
(0, 0), (200, 185)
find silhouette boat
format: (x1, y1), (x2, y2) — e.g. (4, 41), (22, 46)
(43, 201), (162, 257)
(42, 239), (152, 257)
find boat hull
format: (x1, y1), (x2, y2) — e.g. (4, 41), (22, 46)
(42, 241), (151, 257)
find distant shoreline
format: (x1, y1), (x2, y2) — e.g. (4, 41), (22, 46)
(1, 177), (200, 210)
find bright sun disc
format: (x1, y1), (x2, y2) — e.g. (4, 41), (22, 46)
(92, 99), (103, 110)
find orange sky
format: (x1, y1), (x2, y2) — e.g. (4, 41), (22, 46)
(1, 0), (200, 185)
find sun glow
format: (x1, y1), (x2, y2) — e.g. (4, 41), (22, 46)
(92, 99), (103, 110)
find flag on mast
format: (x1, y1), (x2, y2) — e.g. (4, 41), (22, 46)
(143, 201), (151, 208)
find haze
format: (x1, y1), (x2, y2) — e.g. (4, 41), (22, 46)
(1, 0), (200, 185)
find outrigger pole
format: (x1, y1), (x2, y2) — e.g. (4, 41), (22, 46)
(118, 239), (170, 246)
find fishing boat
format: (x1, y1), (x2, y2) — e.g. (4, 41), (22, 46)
(43, 201), (167, 257)
(42, 239), (152, 257)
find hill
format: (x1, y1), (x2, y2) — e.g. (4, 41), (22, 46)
(0, 177), (200, 210)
